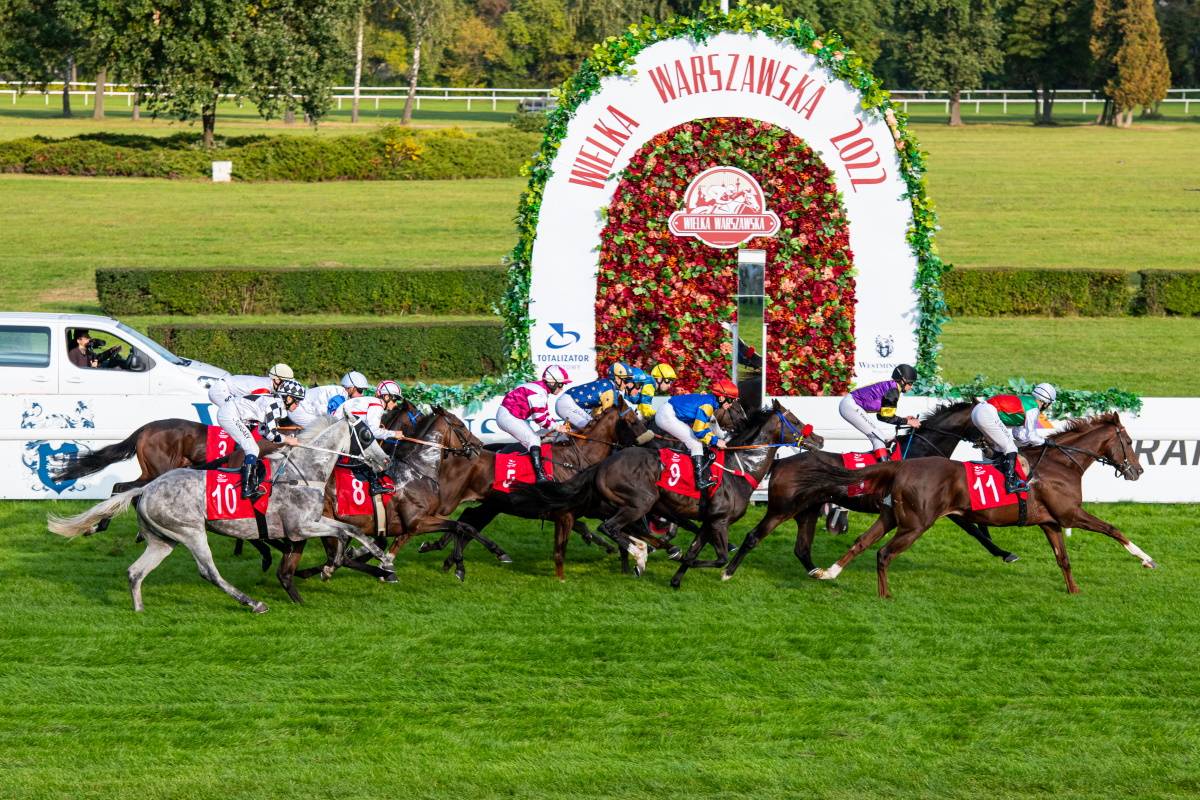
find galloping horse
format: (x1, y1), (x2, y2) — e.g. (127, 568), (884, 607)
(524, 401), (824, 587)
(799, 413), (1150, 597)
(721, 400), (1017, 581)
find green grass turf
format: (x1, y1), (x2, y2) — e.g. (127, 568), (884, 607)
(1, 498), (1196, 798)
(938, 316), (1200, 397)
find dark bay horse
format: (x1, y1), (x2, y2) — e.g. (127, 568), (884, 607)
(524, 401), (825, 588)
(721, 400), (1017, 581)
(801, 413), (1149, 597)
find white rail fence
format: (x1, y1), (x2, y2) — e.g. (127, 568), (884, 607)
(1, 82), (1198, 115)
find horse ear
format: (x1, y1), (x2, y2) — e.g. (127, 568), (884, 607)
(772, 399), (783, 411)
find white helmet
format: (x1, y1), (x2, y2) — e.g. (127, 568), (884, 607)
(376, 380), (402, 400)
(341, 370), (369, 390)
(268, 363), (294, 380)
(542, 364), (570, 387)
(1033, 383), (1057, 405)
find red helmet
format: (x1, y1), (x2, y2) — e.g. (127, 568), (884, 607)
(711, 379), (739, 399)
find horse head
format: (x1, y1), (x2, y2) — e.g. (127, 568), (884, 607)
(616, 403), (654, 446)
(428, 408), (483, 458)
(1053, 412), (1143, 481)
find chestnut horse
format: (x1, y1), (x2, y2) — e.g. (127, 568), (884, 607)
(800, 413), (1150, 597)
(721, 400), (1016, 581)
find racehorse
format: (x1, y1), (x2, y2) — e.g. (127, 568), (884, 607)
(721, 400), (1017, 581)
(524, 401), (824, 587)
(47, 417), (395, 612)
(799, 413), (1150, 597)
(415, 403), (656, 581)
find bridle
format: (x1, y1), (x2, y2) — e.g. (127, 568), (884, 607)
(1035, 421), (1138, 479)
(724, 410), (816, 451)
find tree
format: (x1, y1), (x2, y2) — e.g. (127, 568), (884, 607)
(394, 0), (450, 124)
(1005, 0), (1091, 124)
(895, 0), (1004, 125)
(1156, 0), (1200, 88)
(121, 0), (356, 147)
(778, 0), (892, 72)
(0, 0), (90, 117)
(440, 11), (508, 86)
(498, 0), (576, 86)
(1092, 0), (1172, 126)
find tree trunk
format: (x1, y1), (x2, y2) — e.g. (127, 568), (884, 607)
(92, 67), (106, 120)
(132, 95), (140, 121)
(1042, 88), (1056, 124)
(402, 40), (421, 125)
(202, 103), (217, 148)
(948, 89), (963, 126)
(351, 6), (365, 123)
(1031, 86), (1041, 124)
(284, 108), (295, 124)
(61, 60), (73, 117)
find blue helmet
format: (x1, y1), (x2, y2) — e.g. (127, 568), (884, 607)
(608, 362), (633, 382)
(628, 366), (652, 386)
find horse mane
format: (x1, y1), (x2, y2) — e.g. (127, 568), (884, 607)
(1053, 411), (1122, 438)
(921, 400), (974, 426)
(295, 416), (337, 443)
(729, 406), (777, 446)
(388, 410), (443, 459)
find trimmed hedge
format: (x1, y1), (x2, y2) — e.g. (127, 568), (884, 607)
(942, 268), (1131, 316)
(98, 267), (506, 316)
(1139, 270), (1200, 316)
(0, 127), (540, 181)
(148, 321), (505, 382)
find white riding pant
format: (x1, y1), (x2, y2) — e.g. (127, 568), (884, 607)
(554, 394), (594, 429)
(970, 402), (1017, 455)
(656, 402), (704, 456)
(215, 401), (260, 458)
(495, 405), (541, 450)
(838, 395), (888, 450)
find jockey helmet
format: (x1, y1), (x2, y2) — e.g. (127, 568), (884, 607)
(341, 371), (369, 390)
(275, 379), (306, 402)
(608, 362), (632, 382)
(629, 366), (652, 386)
(269, 363), (294, 381)
(1033, 383), (1057, 405)
(711, 378), (739, 399)
(542, 364), (571, 388)
(651, 363), (677, 382)
(891, 364), (918, 384)
(376, 380), (402, 400)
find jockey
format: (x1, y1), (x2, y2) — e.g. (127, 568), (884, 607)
(336, 375), (404, 494)
(287, 383), (346, 427)
(650, 363), (677, 395)
(497, 364), (571, 483)
(226, 379), (304, 500)
(657, 378), (739, 491)
(838, 364), (921, 460)
(971, 383), (1057, 493)
(555, 373), (622, 430)
(206, 363), (293, 416)
(625, 366), (657, 418)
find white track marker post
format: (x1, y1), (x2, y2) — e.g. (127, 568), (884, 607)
(211, 161), (232, 182)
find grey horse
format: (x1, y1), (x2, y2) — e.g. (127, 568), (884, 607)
(48, 416), (393, 613)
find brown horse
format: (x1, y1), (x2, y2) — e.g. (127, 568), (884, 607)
(418, 403), (656, 580)
(799, 413), (1150, 597)
(721, 400), (1016, 581)
(523, 401), (825, 587)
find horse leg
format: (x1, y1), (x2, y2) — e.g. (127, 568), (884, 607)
(1058, 507), (1158, 569)
(813, 510), (897, 580)
(669, 525), (708, 589)
(1039, 523), (1080, 594)
(418, 531), (454, 554)
(275, 541), (307, 604)
(574, 519), (616, 554)
(295, 537), (340, 580)
(875, 526), (928, 600)
(688, 521), (731, 569)
(234, 539), (244, 557)
(127, 531), (175, 612)
(182, 534), (268, 613)
(554, 513), (573, 582)
(792, 510), (820, 573)
(723, 507), (795, 580)
(952, 517), (1017, 562)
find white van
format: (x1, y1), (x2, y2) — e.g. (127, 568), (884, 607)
(0, 313), (228, 498)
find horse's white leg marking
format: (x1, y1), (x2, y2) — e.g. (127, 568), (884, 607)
(1123, 540), (1156, 566)
(817, 563), (843, 580)
(627, 537), (648, 574)
(127, 532), (175, 612)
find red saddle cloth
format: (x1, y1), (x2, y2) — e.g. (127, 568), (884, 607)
(655, 450), (759, 499)
(205, 424), (261, 462)
(205, 462), (272, 521)
(840, 445), (902, 497)
(492, 444), (554, 493)
(965, 460), (1028, 511)
(334, 465), (395, 516)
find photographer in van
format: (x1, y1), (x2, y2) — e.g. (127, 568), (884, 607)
(68, 328), (130, 370)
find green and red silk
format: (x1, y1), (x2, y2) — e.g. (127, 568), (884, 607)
(987, 394), (1038, 426)
(596, 117), (854, 396)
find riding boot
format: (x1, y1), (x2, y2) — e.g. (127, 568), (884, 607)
(240, 454), (262, 500)
(1001, 452), (1026, 494)
(368, 471), (390, 496)
(873, 447), (889, 462)
(528, 446), (550, 483)
(693, 452), (716, 490)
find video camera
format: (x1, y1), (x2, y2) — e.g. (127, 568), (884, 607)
(84, 337), (107, 354)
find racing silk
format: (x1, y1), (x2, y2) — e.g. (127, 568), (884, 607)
(226, 395), (287, 443)
(338, 394), (391, 441)
(987, 394), (1045, 445)
(850, 380), (904, 426)
(565, 379), (620, 412)
(288, 384), (345, 426)
(666, 394), (721, 446)
(500, 381), (554, 430)
(212, 374), (271, 402)
(627, 367), (655, 417)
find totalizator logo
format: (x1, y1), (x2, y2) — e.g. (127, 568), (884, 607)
(668, 166), (781, 249)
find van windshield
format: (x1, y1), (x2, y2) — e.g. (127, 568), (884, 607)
(116, 322), (189, 366)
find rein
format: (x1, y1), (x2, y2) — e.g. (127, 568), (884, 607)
(724, 411), (815, 451)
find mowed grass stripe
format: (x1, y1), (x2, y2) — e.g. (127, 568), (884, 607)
(1, 500), (1197, 798)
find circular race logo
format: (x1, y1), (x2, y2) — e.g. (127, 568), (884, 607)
(667, 166), (781, 249)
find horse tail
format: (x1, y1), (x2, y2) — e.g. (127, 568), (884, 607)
(792, 460), (904, 501)
(520, 462), (603, 513)
(47, 487), (146, 538)
(53, 427), (144, 481)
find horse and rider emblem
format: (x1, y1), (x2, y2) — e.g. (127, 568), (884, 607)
(668, 166), (781, 249)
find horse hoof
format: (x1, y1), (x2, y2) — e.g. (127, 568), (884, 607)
(320, 566), (334, 581)
(670, 579), (681, 590)
(1143, 559), (1158, 569)
(498, 554), (513, 564)
(808, 568), (825, 579)
(668, 547), (682, 560)
(633, 565), (643, 578)
(251, 602), (268, 614)
(381, 572), (398, 584)
(721, 571), (733, 582)
(455, 567), (466, 582)
(1003, 553), (1019, 563)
